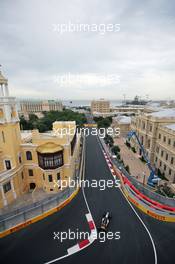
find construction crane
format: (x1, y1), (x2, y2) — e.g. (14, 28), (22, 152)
(127, 130), (159, 186)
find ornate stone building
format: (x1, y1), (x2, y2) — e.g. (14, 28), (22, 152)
(0, 70), (80, 208)
(130, 110), (175, 182)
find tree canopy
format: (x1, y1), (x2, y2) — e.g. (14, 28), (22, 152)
(20, 110), (87, 132)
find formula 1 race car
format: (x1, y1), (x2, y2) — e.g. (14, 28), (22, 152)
(98, 212), (111, 232)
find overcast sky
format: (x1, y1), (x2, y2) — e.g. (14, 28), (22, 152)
(0, 0), (175, 101)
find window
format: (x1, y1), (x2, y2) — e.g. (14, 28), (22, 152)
(50, 188), (53, 191)
(48, 175), (53, 182)
(158, 133), (161, 140)
(3, 182), (11, 193)
(43, 174), (45, 180)
(19, 155), (22, 164)
(163, 136), (166, 143)
(169, 169), (172, 175)
(166, 154), (168, 161)
(150, 125), (152, 132)
(171, 157), (174, 165)
(26, 151), (32, 160)
(160, 161), (162, 167)
(2, 131), (5, 143)
(156, 147), (159, 153)
(168, 139), (171, 145)
(21, 172), (24, 179)
(164, 165), (166, 171)
(5, 160), (11, 170)
(71, 133), (77, 155)
(30, 183), (36, 190)
(28, 169), (33, 176)
(57, 173), (61, 181)
(161, 150), (164, 157)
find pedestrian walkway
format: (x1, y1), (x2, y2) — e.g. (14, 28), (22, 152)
(114, 137), (150, 184)
(0, 188), (55, 215)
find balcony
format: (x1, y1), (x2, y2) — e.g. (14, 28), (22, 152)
(37, 142), (64, 170)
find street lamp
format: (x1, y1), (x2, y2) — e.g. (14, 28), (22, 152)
(143, 171), (146, 186)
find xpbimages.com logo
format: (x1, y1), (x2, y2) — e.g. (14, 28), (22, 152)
(53, 229), (121, 243)
(52, 21), (120, 35)
(53, 178), (121, 191)
(53, 126), (120, 138)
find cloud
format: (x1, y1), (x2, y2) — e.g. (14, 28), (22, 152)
(0, 0), (175, 100)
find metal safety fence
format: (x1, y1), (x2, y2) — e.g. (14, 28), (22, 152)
(0, 137), (84, 233)
(99, 137), (175, 208)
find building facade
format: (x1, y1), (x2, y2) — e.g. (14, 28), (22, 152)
(154, 124), (175, 183)
(130, 110), (175, 182)
(111, 106), (145, 115)
(112, 116), (131, 137)
(20, 99), (63, 117)
(0, 70), (80, 208)
(91, 99), (110, 115)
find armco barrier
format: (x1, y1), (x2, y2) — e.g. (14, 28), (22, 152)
(0, 187), (80, 238)
(99, 137), (175, 207)
(123, 187), (175, 222)
(99, 136), (175, 221)
(123, 177), (175, 212)
(0, 187), (73, 232)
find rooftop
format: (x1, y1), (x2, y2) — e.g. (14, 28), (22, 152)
(113, 116), (131, 124)
(165, 124), (175, 131)
(21, 131), (32, 142)
(146, 108), (175, 118)
(36, 142), (63, 154)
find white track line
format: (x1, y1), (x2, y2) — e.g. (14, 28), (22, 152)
(120, 188), (157, 264)
(67, 244), (79, 255)
(86, 213), (93, 222)
(97, 136), (157, 264)
(44, 139), (96, 264)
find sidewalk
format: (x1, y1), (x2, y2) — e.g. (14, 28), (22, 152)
(114, 137), (150, 184)
(0, 188), (55, 215)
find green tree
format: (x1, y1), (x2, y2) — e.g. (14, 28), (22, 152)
(20, 110), (87, 132)
(112, 145), (120, 155)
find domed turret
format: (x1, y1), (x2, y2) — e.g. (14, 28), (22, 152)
(0, 66), (19, 123)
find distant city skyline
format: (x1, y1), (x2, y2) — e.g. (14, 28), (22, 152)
(1, 0), (175, 100)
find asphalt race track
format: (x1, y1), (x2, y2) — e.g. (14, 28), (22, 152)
(0, 134), (175, 264)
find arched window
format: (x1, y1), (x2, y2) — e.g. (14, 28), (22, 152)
(48, 175), (53, 182)
(26, 151), (32, 160)
(30, 183), (36, 190)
